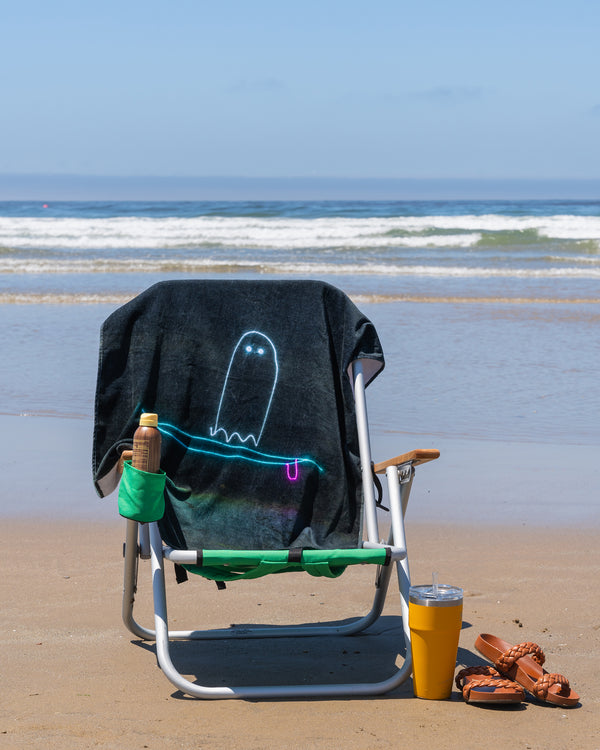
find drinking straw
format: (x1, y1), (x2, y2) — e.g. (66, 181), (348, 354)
(432, 571), (439, 597)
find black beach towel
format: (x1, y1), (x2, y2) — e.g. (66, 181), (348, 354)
(93, 280), (384, 551)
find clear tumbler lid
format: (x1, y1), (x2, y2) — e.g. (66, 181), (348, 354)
(409, 584), (463, 607)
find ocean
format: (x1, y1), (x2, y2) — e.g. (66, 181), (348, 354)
(1, 199), (598, 449)
(1, 198), (600, 300)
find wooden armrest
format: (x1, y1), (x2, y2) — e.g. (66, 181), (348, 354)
(117, 450), (133, 476)
(373, 449), (440, 474)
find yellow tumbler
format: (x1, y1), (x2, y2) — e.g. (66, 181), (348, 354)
(409, 583), (463, 699)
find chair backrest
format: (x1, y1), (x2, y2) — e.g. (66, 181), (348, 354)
(93, 280), (384, 551)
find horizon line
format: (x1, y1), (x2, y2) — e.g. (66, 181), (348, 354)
(1, 173), (599, 201)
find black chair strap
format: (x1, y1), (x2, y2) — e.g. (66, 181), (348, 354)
(174, 564), (188, 584)
(371, 464), (388, 512)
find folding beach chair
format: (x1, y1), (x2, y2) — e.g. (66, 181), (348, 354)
(93, 280), (439, 699)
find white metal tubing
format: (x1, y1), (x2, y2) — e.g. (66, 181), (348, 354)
(361, 542), (406, 560)
(121, 520), (159, 640)
(124, 583), (393, 641)
(155, 661), (413, 700)
(164, 545), (405, 565)
(123, 525), (395, 642)
(151, 566), (411, 698)
(122, 519), (138, 626)
(161, 561), (395, 642)
(150, 521), (414, 699)
(131, 609), (391, 643)
(141, 570), (394, 641)
(149, 520), (184, 683)
(386, 465), (406, 553)
(386, 465), (412, 655)
(147, 511), (413, 698)
(352, 361), (379, 544)
(123, 359), (420, 697)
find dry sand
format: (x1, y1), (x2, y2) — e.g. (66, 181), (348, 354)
(1, 518), (598, 749)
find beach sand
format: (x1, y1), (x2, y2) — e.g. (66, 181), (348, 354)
(2, 514), (598, 749)
(1, 408), (598, 749)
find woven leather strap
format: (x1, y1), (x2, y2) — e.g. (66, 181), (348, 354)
(531, 672), (571, 700)
(455, 666), (522, 701)
(495, 641), (546, 671)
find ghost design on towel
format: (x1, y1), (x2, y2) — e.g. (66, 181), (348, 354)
(210, 331), (278, 446)
(155, 329), (322, 481)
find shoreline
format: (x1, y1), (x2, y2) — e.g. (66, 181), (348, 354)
(1, 413), (598, 527)
(2, 291), (600, 306)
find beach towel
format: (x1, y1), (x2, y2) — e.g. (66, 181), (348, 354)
(92, 280), (384, 551)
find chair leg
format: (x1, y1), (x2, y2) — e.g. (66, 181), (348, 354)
(123, 513), (396, 642)
(150, 515), (413, 698)
(144, 469), (414, 699)
(122, 519), (155, 640)
(386, 464), (413, 652)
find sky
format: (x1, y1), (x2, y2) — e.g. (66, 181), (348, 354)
(1, 0), (599, 188)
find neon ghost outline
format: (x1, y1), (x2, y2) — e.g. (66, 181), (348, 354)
(210, 330), (278, 447)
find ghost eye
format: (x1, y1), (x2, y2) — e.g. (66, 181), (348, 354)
(245, 345), (253, 353)
(257, 347), (265, 355)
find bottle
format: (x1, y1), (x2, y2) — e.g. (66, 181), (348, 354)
(132, 413), (161, 473)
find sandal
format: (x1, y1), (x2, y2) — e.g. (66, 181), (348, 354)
(475, 634), (579, 707)
(455, 665), (524, 704)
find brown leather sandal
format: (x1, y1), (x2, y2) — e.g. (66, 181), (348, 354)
(475, 634), (580, 707)
(455, 665), (524, 704)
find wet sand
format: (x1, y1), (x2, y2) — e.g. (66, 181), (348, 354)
(2, 414), (598, 528)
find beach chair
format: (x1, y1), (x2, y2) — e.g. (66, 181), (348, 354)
(92, 280), (439, 699)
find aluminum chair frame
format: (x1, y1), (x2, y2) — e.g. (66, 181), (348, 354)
(120, 360), (438, 699)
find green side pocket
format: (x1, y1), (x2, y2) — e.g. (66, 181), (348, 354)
(118, 461), (166, 522)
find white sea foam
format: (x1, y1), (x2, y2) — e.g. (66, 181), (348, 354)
(0, 215), (483, 249)
(1, 214), (600, 251)
(3, 291), (598, 306)
(1, 256), (599, 278)
(380, 214), (600, 239)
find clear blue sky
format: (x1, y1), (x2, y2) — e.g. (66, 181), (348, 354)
(2, 0), (599, 181)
